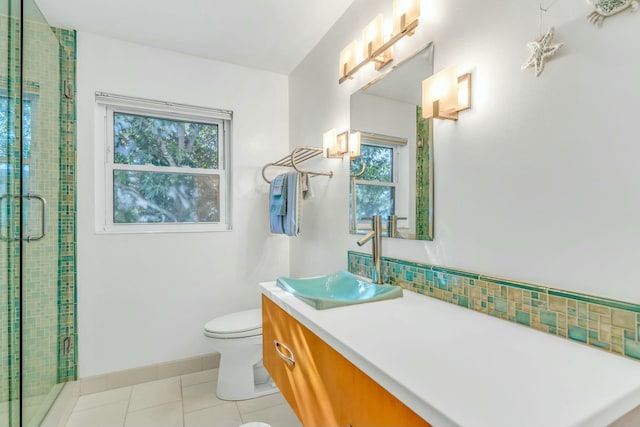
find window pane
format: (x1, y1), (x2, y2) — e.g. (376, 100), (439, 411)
(355, 184), (394, 220)
(113, 170), (220, 223)
(359, 144), (393, 182)
(113, 112), (218, 169)
(0, 97), (30, 158)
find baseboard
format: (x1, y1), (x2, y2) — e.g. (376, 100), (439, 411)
(79, 352), (220, 395)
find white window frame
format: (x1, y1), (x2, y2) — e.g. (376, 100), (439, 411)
(354, 141), (399, 230)
(95, 93), (232, 234)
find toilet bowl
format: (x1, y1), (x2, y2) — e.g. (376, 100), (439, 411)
(204, 308), (278, 400)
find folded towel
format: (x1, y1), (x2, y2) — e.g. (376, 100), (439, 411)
(283, 172), (301, 237)
(271, 174), (285, 196)
(270, 174), (287, 216)
(269, 174), (287, 234)
(302, 173), (313, 200)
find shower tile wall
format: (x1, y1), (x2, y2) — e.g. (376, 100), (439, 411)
(0, 14), (76, 407)
(52, 26), (76, 386)
(22, 17), (62, 400)
(349, 251), (640, 363)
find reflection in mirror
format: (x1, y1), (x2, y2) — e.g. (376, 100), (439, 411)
(349, 43), (434, 240)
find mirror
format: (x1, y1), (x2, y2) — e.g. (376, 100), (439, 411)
(349, 43), (434, 240)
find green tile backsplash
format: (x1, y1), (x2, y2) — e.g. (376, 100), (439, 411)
(348, 251), (640, 362)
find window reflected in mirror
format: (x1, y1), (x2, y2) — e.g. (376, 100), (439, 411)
(349, 43), (434, 240)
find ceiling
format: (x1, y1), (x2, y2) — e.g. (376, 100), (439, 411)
(34, 0), (355, 74)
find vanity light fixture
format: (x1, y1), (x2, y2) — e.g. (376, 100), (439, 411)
(393, 0), (421, 35)
(349, 131), (362, 159)
(338, 0), (420, 84)
(362, 15), (393, 71)
(323, 128), (349, 158)
(421, 66), (472, 121)
(339, 40), (359, 81)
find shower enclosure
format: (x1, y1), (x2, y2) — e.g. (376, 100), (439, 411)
(1, 0), (76, 426)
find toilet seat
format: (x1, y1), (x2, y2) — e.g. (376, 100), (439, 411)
(204, 308), (262, 339)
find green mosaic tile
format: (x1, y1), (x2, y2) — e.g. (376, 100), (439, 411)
(550, 289), (640, 314)
(540, 310), (557, 328)
(590, 339), (610, 350)
(531, 299), (546, 308)
(516, 311), (531, 326)
(480, 276), (547, 293)
(569, 326), (588, 343)
(347, 251), (640, 364)
(612, 309), (636, 330)
(624, 340), (640, 360)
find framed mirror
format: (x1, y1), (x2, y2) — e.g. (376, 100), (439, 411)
(349, 43), (434, 240)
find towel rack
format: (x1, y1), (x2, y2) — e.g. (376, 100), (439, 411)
(261, 146), (333, 183)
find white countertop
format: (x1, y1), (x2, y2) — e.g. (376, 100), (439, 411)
(259, 281), (640, 427)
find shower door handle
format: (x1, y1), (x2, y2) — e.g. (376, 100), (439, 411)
(23, 193), (47, 242)
(0, 193), (47, 242)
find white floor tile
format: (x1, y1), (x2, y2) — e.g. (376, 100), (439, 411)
(68, 372), (300, 427)
(236, 392), (284, 415)
(66, 400), (128, 427)
(125, 401), (184, 427)
(128, 377), (182, 412)
(181, 369), (218, 387)
(182, 381), (225, 413)
(74, 386), (132, 412)
(240, 403), (302, 427)
(184, 402), (242, 427)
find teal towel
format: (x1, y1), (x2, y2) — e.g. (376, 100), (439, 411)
(270, 174), (287, 216)
(269, 174), (287, 233)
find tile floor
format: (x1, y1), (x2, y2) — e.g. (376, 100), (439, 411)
(66, 369), (302, 427)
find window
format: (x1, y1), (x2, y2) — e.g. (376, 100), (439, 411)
(96, 93), (232, 233)
(1, 94), (34, 229)
(350, 142), (398, 227)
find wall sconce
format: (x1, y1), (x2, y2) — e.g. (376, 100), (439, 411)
(349, 131), (361, 159)
(323, 128), (349, 158)
(422, 66), (472, 120)
(393, 0), (421, 35)
(339, 40), (359, 80)
(338, 0), (420, 84)
(362, 15), (393, 71)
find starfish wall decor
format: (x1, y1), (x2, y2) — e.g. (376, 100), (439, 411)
(522, 27), (564, 77)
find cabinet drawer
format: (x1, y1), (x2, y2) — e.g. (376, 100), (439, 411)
(262, 295), (430, 427)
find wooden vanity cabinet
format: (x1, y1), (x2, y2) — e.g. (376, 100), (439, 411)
(262, 295), (430, 427)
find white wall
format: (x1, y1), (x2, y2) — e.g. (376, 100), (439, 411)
(290, 0), (640, 303)
(77, 33), (290, 377)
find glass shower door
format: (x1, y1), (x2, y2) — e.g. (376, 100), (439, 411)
(1, 0), (22, 425)
(1, 1), (75, 425)
(21, 2), (66, 425)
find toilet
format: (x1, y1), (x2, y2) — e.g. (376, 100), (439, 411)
(204, 308), (278, 400)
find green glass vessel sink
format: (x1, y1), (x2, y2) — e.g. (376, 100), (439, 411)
(276, 270), (403, 310)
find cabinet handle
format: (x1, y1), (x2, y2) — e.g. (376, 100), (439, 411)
(274, 340), (295, 367)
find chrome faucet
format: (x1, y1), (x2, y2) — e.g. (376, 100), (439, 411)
(356, 215), (383, 284)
